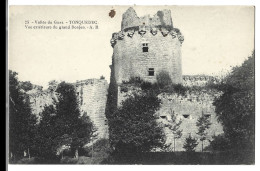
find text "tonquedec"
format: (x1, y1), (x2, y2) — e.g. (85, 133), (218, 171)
(68, 20), (98, 25)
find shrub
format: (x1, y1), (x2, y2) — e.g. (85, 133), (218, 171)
(183, 135), (198, 152)
(156, 71), (173, 89)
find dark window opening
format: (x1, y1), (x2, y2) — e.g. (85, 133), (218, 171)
(183, 114), (190, 118)
(142, 43), (148, 52)
(160, 116), (166, 119)
(148, 68), (154, 76)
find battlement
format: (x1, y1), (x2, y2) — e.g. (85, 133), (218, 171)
(110, 8), (184, 48)
(121, 7), (173, 31)
(74, 78), (108, 86)
(182, 75), (220, 87)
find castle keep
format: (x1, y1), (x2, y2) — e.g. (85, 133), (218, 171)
(110, 7), (183, 84)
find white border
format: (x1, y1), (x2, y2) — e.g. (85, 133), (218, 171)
(7, 0), (259, 171)
(7, 0), (256, 6)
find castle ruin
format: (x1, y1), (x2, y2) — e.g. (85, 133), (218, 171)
(27, 7), (223, 152)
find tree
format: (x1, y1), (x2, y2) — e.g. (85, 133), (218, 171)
(70, 113), (96, 158)
(35, 82), (95, 160)
(9, 70), (37, 161)
(207, 134), (230, 152)
(110, 93), (166, 153)
(156, 71), (173, 89)
(48, 80), (59, 91)
(19, 81), (33, 92)
(55, 82), (95, 157)
(165, 108), (182, 152)
(33, 105), (59, 160)
(213, 52), (255, 151)
(183, 134), (198, 152)
(196, 115), (211, 152)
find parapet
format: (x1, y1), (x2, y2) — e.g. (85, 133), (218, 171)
(74, 78), (108, 87)
(110, 8), (184, 48)
(121, 7), (173, 31)
(182, 75), (219, 87)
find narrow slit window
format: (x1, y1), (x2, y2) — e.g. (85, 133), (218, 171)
(148, 68), (154, 76)
(142, 43), (148, 52)
(160, 116), (166, 119)
(183, 114), (190, 119)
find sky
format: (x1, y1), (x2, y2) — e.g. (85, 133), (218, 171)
(9, 6), (254, 89)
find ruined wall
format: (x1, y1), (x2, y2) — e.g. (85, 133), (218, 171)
(28, 89), (57, 123)
(74, 79), (109, 139)
(27, 79), (109, 139)
(157, 90), (223, 151)
(111, 8), (184, 85)
(121, 8), (173, 31)
(116, 77), (224, 152)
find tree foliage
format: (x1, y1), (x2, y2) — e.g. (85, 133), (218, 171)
(196, 115), (211, 152)
(9, 70), (37, 161)
(110, 93), (166, 153)
(19, 81), (33, 92)
(165, 108), (182, 151)
(183, 135), (198, 152)
(156, 71), (173, 89)
(35, 82), (95, 159)
(213, 52), (255, 151)
(208, 134), (230, 152)
(196, 115), (211, 141)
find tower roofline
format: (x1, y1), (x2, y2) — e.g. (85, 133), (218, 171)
(121, 7), (174, 31)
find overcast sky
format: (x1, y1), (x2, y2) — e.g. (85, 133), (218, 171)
(9, 6), (254, 88)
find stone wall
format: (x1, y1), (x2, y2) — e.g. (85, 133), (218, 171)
(116, 81), (223, 152)
(157, 90), (223, 151)
(74, 79), (109, 139)
(27, 78), (109, 139)
(111, 8), (184, 85)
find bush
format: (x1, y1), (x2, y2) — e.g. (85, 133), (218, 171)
(207, 134), (231, 152)
(84, 139), (112, 164)
(156, 71), (173, 89)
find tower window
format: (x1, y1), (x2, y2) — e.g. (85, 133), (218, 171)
(142, 43), (148, 52)
(148, 68), (154, 76)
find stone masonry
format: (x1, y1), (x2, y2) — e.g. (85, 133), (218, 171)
(27, 79), (109, 139)
(111, 7), (184, 84)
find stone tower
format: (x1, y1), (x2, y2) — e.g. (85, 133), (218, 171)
(110, 7), (184, 84)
